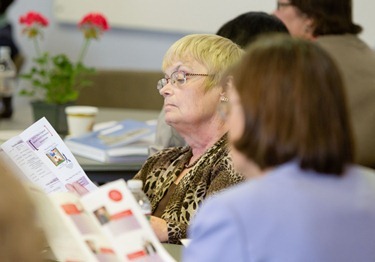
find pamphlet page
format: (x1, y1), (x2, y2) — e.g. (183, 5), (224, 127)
(80, 179), (176, 262)
(28, 179), (176, 262)
(28, 184), (119, 262)
(0, 117), (97, 193)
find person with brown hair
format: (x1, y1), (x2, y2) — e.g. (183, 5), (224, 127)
(183, 35), (375, 262)
(0, 159), (44, 262)
(273, 0), (375, 168)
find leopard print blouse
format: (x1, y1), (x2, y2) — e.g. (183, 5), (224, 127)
(133, 135), (244, 244)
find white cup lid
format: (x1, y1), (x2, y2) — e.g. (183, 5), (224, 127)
(65, 106), (98, 115)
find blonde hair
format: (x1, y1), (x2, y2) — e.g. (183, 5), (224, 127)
(162, 34), (243, 90)
(0, 160), (44, 262)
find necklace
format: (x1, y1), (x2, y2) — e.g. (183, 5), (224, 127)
(184, 156), (201, 169)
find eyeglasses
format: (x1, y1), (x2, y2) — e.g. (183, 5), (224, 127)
(276, 2), (293, 10)
(157, 71), (210, 91)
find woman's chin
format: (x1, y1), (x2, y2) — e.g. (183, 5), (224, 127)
(164, 115), (176, 126)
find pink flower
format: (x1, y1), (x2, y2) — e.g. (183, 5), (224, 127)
(78, 13), (110, 40)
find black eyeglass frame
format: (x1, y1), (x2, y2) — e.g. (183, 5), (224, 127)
(156, 71), (210, 91)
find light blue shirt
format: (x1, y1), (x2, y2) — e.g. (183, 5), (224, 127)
(184, 161), (375, 262)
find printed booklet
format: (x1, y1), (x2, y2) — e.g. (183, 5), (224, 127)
(65, 119), (156, 163)
(0, 117), (97, 193)
(0, 117), (175, 261)
(28, 179), (175, 262)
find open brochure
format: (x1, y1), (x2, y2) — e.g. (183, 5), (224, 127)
(27, 179), (175, 262)
(0, 117), (97, 193)
(65, 119), (156, 163)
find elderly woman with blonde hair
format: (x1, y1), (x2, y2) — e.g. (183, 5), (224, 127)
(67, 34), (245, 244)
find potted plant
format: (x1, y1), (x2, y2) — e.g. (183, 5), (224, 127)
(19, 11), (110, 134)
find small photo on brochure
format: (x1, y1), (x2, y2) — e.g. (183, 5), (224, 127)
(93, 206), (112, 225)
(46, 147), (65, 166)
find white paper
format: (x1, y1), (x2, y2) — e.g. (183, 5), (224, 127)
(0, 117), (97, 193)
(28, 184), (118, 262)
(80, 179), (175, 262)
(28, 179), (176, 262)
(180, 239), (191, 247)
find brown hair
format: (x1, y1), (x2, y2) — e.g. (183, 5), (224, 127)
(0, 160), (44, 262)
(290, 0), (362, 36)
(230, 34), (354, 175)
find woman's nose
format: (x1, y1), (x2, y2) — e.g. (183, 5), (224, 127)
(159, 82), (173, 97)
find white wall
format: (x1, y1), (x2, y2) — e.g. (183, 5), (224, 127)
(8, 0), (185, 71)
(7, 0), (375, 73)
(53, 0), (275, 34)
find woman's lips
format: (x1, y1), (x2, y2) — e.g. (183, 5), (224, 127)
(164, 103), (176, 110)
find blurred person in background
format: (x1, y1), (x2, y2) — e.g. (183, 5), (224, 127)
(0, 158), (44, 262)
(217, 11), (288, 49)
(0, 0), (22, 118)
(274, 0), (375, 168)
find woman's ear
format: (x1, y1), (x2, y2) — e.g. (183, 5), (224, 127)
(303, 17), (316, 40)
(221, 75), (234, 94)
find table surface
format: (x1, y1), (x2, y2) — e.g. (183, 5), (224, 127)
(0, 98), (161, 183)
(163, 243), (183, 261)
(0, 98), (160, 129)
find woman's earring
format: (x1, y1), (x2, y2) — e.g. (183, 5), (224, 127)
(220, 96), (229, 102)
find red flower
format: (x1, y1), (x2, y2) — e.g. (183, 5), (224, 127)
(19, 11), (110, 103)
(78, 13), (110, 40)
(19, 11), (49, 39)
(79, 13), (109, 31)
(19, 11), (49, 27)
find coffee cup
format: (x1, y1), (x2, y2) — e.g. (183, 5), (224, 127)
(65, 106), (98, 137)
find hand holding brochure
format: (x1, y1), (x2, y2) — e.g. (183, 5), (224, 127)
(65, 119), (156, 163)
(28, 179), (175, 262)
(0, 117), (97, 193)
